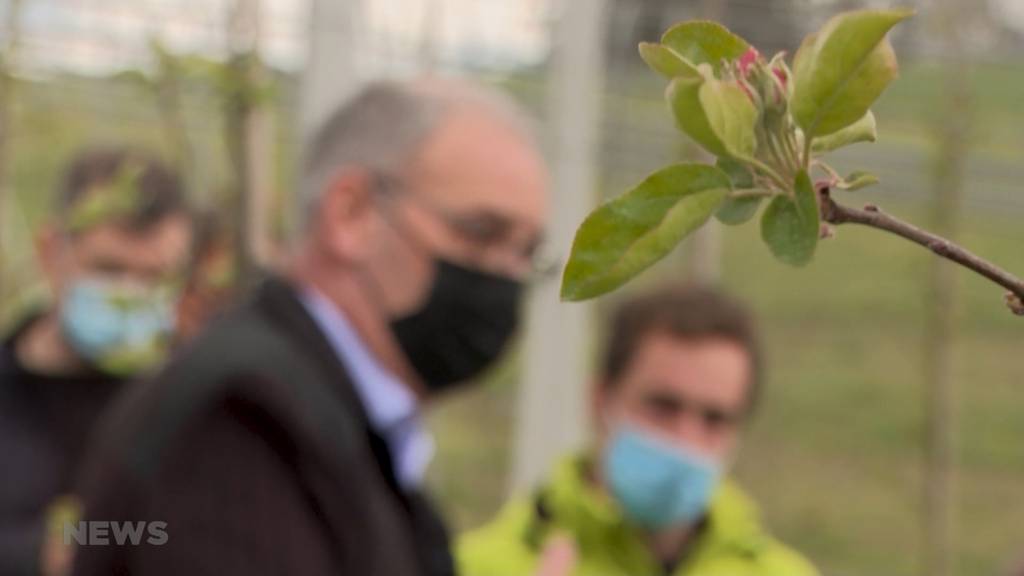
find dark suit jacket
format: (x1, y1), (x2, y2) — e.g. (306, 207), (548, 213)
(71, 276), (454, 576)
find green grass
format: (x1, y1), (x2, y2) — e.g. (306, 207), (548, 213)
(876, 61), (1024, 155)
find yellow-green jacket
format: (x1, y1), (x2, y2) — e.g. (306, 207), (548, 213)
(458, 456), (818, 576)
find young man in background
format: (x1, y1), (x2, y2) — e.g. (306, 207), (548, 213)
(0, 148), (193, 576)
(459, 286), (817, 576)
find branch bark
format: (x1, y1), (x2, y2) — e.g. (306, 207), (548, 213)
(818, 187), (1024, 317)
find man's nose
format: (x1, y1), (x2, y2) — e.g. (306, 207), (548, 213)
(672, 412), (714, 455)
(474, 244), (534, 281)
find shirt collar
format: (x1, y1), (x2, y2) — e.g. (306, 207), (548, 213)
(297, 286), (417, 433)
(298, 286), (436, 490)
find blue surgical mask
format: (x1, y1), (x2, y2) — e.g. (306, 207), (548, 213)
(60, 277), (175, 376)
(603, 425), (722, 529)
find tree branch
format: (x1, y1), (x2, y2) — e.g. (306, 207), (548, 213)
(818, 187), (1024, 316)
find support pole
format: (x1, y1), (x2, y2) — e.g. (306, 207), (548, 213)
(226, 0), (275, 279)
(511, 0), (609, 492)
(923, 0), (971, 573)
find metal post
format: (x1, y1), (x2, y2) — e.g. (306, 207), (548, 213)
(923, 0), (971, 574)
(226, 0), (275, 277)
(299, 0), (368, 142)
(685, 0), (725, 285)
(511, 0), (609, 493)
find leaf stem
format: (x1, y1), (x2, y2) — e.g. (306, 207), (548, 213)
(783, 129), (801, 172)
(815, 160), (841, 183)
(818, 187), (1024, 316)
(777, 132), (802, 177)
(765, 136), (790, 179)
(730, 188), (775, 199)
(744, 156), (790, 190)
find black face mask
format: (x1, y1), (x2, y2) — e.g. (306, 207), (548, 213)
(390, 259), (522, 393)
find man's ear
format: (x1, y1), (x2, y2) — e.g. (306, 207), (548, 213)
(314, 168), (378, 263)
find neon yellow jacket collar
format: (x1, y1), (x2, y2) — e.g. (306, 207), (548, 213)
(457, 455), (819, 576)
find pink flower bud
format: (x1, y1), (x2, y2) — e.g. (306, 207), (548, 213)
(772, 67), (788, 88)
(738, 47), (760, 78)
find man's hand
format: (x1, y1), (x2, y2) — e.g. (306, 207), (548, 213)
(41, 496), (80, 576)
(534, 534), (577, 576)
(40, 529), (74, 576)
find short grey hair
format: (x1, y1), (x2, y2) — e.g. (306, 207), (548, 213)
(299, 78), (536, 230)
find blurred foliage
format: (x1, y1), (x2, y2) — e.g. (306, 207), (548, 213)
(0, 50), (298, 322)
(65, 161), (145, 233)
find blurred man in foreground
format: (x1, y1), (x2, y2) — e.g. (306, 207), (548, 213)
(0, 149), (193, 576)
(71, 79), (548, 576)
(459, 286), (818, 576)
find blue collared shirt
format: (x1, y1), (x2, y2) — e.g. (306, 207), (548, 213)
(299, 287), (435, 490)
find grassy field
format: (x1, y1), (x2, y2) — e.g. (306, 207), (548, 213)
(0, 60), (1021, 575)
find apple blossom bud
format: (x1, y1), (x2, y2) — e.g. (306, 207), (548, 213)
(738, 47), (760, 78)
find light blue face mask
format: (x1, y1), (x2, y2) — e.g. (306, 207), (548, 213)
(603, 425), (722, 529)
(60, 277), (175, 376)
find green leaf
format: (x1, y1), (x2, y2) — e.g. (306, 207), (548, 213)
(792, 9), (912, 138)
(714, 158), (761, 225)
(668, 77), (725, 157)
(717, 194), (763, 225)
(561, 164), (731, 301)
(667, 74), (757, 159)
(761, 170), (820, 266)
(639, 42), (700, 79)
(811, 111), (877, 153)
(67, 162), (145, 233)
(835, 170), (879, 191)
(716, 157), (755, 189)
(699, 76), (758, 158)
(661, 21), (750, 75)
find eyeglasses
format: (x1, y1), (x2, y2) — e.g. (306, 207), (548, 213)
(373, 172), (561, 283)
